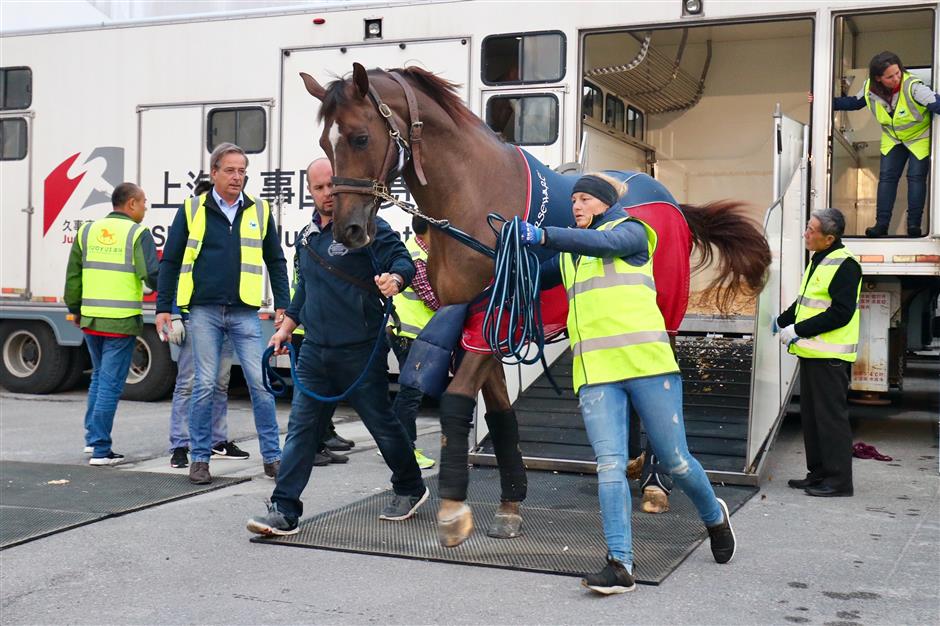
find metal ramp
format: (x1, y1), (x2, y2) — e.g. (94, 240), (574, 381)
(470, 330), (757, 484)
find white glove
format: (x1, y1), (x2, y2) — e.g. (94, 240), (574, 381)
(779, 324), (798, 346)
(167, 316), (186, 346)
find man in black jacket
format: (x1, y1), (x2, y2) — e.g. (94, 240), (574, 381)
(246, 177), (427, 536)
(776, 207), (862, 498)
(156, 143), (290, 485)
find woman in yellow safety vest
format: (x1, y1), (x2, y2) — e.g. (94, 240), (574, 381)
(520, 173), (736, 595)
(824, 51), (940, 238)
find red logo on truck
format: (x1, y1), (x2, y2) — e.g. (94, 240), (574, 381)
(43, 148), (124, 235)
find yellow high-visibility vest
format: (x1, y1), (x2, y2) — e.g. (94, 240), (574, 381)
(390, 237), (435, 339)
(176, 193), (270, 308)
(864, 72), (931, 159)
(78, 216), (146, 318)
(561, 216), (678, 394)
(789, 247), (861, 362)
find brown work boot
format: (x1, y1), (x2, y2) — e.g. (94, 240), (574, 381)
(189, 461), (211, 485)
(641, 485), (669, 513)
(627, 452), (646, 480)
(263, 460), (280, 480)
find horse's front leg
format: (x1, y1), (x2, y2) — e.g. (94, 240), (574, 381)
(480, 365), (526, 539)
(437, 352), (499, 547)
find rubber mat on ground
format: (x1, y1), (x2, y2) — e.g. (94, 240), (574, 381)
(253, 467), (756, 584)
(0, 461), (249, 549)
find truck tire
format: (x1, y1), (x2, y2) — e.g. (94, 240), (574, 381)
(121, 326), (176, 401)
(55, 345), (90, 392)
(0, 321), (71, 394)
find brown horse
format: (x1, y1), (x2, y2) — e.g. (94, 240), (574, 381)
(299, 63), (770, 548)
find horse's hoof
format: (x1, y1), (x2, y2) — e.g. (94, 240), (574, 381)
(641, 486), (670, 514)
(486, 502), (523, 539)
(437, 502), (474, 547)
(627, 452), (646, 480)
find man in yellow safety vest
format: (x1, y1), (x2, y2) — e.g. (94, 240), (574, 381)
(64, 182), (159, 466)
(776, 207), (862, 498)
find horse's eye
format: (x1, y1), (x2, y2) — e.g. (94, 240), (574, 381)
(351, 135), (369, 149)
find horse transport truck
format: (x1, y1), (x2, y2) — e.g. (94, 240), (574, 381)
(1, 0), (937, 480)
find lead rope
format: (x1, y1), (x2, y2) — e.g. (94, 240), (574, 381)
(483, 215), (562, 394)
(261, 248), (393, 402)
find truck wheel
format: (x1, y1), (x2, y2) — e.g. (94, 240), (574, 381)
(0, 321), (71, 394)
(55, 345), (90, 392)
(121, 326), (176, 401)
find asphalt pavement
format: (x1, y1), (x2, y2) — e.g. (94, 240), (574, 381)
(0, 370), (938, 625)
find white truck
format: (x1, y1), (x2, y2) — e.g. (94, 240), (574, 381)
(1, 1), (936, 476)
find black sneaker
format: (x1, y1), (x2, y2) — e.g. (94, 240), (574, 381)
(170, 447), (189, 469)
(246, 502), (299, 536)
(212, 441), (250, 460)
(581, 558), (636, 595)
(89, 452), (125, 467)
(323, 435), (352, 451)
(379, 486), (429, 521)
(865, 223), (889, 237)
(707, 498), (736, 564)
(331, 433), (355, 449)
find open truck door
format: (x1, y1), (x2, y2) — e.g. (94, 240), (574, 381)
(747, 107), (808, 472)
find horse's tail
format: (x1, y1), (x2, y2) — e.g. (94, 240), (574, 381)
(680, 200), (771, 314)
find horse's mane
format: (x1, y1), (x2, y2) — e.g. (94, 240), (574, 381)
(318, 66), (478, 128)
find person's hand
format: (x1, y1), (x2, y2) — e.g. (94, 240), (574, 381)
(779, 324), (798, 346)
(155, 312), (173, 342)
(268, 328), (292, 355)
(375, 272), (403, 297)
(167, 315), (186, 345)
(273, 308), (287, 329)
(68, 313), (81, 328)
(519, 221), (545, 246)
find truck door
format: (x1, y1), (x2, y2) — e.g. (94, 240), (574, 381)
(480, 87), (566, 169)
(137, 100), (274, 302)
(748, 108), (807, 469)
(0, 112), (32, 297)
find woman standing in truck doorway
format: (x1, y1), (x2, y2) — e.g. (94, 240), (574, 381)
(816, 51), (940, 238)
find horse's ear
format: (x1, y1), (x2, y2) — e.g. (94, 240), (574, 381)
(299, 72), (326, 100)
(352, 63), (370, 98)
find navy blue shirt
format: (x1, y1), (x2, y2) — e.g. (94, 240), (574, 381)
(156, 192), (289, 313)
(287, 216), (414, 348)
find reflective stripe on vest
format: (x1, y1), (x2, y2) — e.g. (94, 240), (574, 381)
(79, 217), (146, 318)
(789, 247), (861, 362)
(864, 73), (931, 159)
(176, 193), (270, 308)
(561, 216), (678, 394)
(390, 237), (434, 339)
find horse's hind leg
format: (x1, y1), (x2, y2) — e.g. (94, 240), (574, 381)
(481, 366), (526, 539)
(437, 352), (496, 547)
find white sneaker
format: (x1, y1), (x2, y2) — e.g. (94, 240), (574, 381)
(83, 446), (93, 454)
(89, 452), (125, 466)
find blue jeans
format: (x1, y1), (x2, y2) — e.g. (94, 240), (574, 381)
(168, 320), (233, 451)
(876, 144), (929, 228)
(187, 305), (281, 464)
(388, 332), (423, 446)
(579, 374), (722, 570)
(272, 339), (424, 520)
(83, 334), (136, 457)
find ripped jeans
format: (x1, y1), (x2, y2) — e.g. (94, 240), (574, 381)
(579, 374), (722, 569)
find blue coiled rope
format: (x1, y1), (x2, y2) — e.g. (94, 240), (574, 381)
(261, 248), (393, 402)
(483, 214), (546, 366)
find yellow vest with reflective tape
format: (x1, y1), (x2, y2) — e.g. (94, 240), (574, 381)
(390, 237), (435, 339)
(78, 216), (146, 318)
(789, 247), (861, 362)
(176, 193), (270, 308)
(864, 73), (931, 159)
(290, 263), (304, 336)
(561, 217), (678, 394)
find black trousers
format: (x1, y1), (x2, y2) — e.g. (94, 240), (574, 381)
(799, 357), (854, 491)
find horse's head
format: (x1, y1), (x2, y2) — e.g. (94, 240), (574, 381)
(300, 63), (401, 249)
